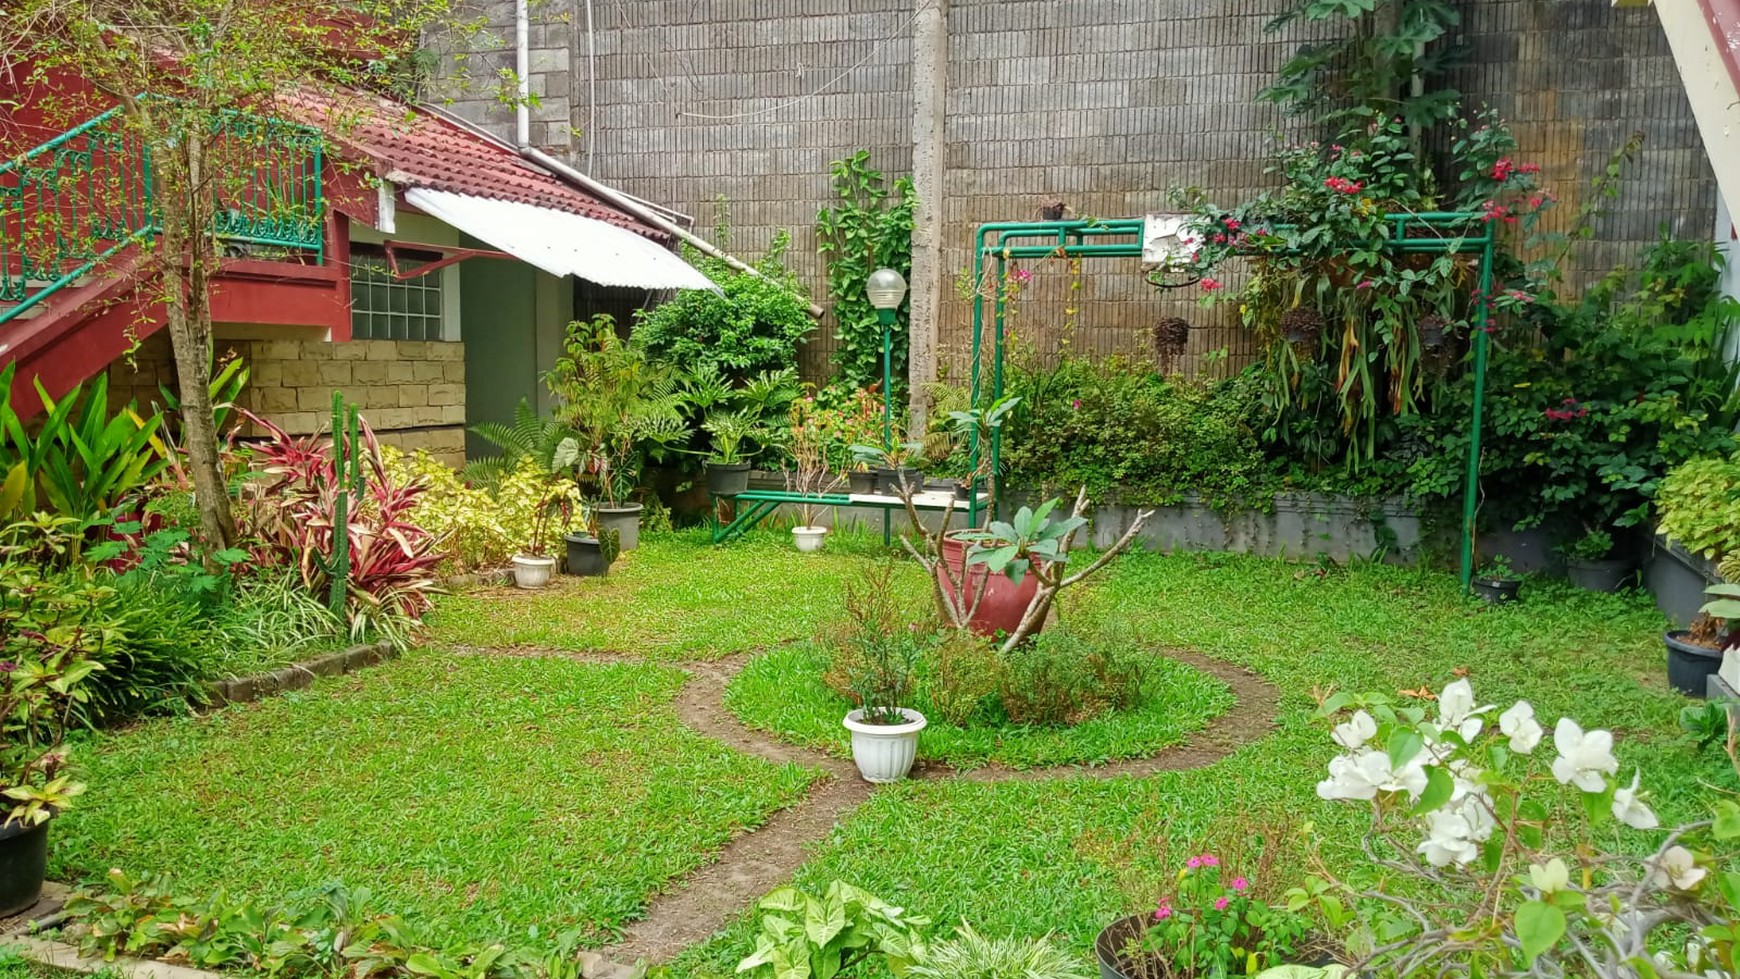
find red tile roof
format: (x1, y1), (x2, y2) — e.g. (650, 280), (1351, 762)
(283, 88), (667, 241)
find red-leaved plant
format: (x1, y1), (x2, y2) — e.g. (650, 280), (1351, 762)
(239, 410), (444, 649)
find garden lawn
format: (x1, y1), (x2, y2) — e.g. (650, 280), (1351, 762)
(666, 551), (1737, 978)
(427, 530), (927, 659)
(726, 641), (1236, 769)
(55, 650), (823, 945)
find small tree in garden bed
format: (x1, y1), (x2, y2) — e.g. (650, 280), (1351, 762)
(1301, 677), (1740, 979)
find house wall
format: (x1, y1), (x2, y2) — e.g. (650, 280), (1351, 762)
(438, 0), (1716, 382)
(106, 332), (469, 468)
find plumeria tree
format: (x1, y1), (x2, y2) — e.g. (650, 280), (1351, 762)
(1302, 679), (1739, 979)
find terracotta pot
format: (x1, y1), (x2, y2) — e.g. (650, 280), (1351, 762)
(939, 533), (1041, 638)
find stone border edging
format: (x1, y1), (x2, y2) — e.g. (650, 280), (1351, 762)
(4, 935), (223, 979)
(206, 640), (398, 706)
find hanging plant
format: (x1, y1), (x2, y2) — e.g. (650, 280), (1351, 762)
(1280, 308), (1322, 348)
(1152, 317), (1190, 358)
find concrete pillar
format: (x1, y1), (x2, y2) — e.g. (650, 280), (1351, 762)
(907, 0), (947, 429)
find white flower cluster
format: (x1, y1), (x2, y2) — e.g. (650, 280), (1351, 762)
(1316, 680), (1658, 868)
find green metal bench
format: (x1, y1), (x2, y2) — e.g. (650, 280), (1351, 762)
(710, 489), (984, 544)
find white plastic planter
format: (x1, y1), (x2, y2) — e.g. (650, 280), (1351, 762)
(842, 708), (927, 783)
(511, 554), (557, 589)
(792, 526), (828, 553)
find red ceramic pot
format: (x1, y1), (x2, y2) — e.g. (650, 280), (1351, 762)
(938, 533), (1041, 638)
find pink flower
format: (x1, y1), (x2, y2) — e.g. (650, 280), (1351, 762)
(1185, 856), (1203, 869)
(1071, 398), (1081, 410)
(1012, 268), (1033, 284)
(1153, 901), (1173, 921)
(1355, 280), (1375, 290)
(1200, 854), (1220, 867)
(1231, 877), (1249, 891)
(1200, 277), (1223, 292)
(1213, 897), (1230, 911)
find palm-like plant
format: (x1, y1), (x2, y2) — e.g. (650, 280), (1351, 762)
(544, 315), (686, 508)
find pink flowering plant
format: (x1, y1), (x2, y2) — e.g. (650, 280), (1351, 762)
(1121, 854), (1307, 979)
(1156, 110), (1554, 472)
(1300, 677), (1740, 979)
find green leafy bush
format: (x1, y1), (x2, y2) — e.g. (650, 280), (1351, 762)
(0, 362), (166, 526)
(1656, 449), (1740, 563)
(1002, 357), (1269, 507)
(383, 446), (515, 571)
(737, 881), (929, 979)
(818, 151), (916, 393)
(997, 627), (1148, 727)
(632, 232), (814, 383)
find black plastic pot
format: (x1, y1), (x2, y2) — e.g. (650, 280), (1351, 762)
(1566, 557), (1634, 593)
(954, 480), (975, 503)
(594, 503), (644, 551)
(847, 470), (876, 495)
(564, 533), (610, 577)
(876, 467), (923, 495)
(1666, 630), (1722, 698)
(1094, 914), (1146, 979)
(1472, 576), (1521, 604)
(706, 462), (751, 497)
(0, 815), (50, 918)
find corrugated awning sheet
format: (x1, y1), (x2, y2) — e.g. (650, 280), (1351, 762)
(404, 187), (717, 292)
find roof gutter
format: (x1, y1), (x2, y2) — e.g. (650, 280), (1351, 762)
(511, 0), (821, 316)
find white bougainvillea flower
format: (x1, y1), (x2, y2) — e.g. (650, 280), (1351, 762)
(1436, 679), (1494, 741)
(1332, 710), (1378, 750)
(1650, 846), (1706, 890)
(1417, 806), (1482, 867)
(1529, 857), (1570, 893)
(1611, 770), (1659, 830)
(1316, 750), (1428, 801)
(1551, 718), (1618, 792)
(1499, 701), (1544, 754)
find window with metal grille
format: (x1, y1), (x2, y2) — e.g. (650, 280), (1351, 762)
(348, 245), (446, 341)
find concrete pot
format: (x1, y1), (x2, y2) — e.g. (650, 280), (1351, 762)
(511, 554), (556, 589)
(842, 708), (926, 783)
(792, 526), (828, 553)
(596, 503), (644, 551)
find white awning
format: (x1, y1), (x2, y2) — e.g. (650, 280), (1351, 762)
(403, 187), (717, 292)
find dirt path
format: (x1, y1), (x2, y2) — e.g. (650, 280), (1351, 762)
(445, 644), (1280, 967)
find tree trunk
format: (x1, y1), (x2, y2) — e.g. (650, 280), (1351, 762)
(159, 132), (237, 550)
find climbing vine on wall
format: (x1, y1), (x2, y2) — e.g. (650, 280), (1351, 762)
(817, 151), (916, 395)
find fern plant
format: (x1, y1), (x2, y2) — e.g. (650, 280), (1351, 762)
(908, 924), (1091, 979)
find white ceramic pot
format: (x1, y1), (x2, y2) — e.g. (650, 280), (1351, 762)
(842, 708), (927, 783)
(792, 526), (828, 553)
(511, 554), (557, 589)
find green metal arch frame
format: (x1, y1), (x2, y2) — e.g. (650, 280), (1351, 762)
(966, 216), (1497, 590)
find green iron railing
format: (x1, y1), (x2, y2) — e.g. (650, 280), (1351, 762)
(0, 104), (325, 325)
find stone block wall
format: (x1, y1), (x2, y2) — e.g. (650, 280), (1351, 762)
(108, 334), (469, 468)
(437, 0), (1716, 382)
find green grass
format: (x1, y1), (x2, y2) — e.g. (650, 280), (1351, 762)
(426, 530), (928, 659)
(665, 553), (1738, 977)
(725, 642), (1236, 769)
(55, 650), (823, 945)
(0, 948), (95, 979)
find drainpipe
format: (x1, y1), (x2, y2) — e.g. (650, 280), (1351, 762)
(515, 0), (531, 148)
(511, 1), (820, 316)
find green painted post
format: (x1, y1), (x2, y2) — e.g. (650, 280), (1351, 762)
(1460, 236), (1497, 591)
(328, 391), (353, 618)
(877, 308), (896, 450)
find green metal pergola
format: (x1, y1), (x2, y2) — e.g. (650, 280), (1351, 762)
(966, 215), (1497, 590)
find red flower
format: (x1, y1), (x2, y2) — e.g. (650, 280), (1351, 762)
(1519, 161), (1541, 175)
(1492, 157), (1515, 180)
(1224, 218), (1241, 231)
(1201, 276), (1223, 292)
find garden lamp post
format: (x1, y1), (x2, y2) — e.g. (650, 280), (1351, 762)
(866, 267), (908, 449)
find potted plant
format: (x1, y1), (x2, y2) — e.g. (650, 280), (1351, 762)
(1096, 854), (1307, 979)
(1561, 528), (1633, 593)
(837, 616), (926, 783)
(564, 525), (619, 578)
(510, 438), (581, 589)
(787, 416), (842, 553)
(1471, 555), (1521, 604)
(704, 410), (760, 497)
(1665, 582), (1740, 696)
(544, 315), (686, 551)
(0, 561), (99, 916)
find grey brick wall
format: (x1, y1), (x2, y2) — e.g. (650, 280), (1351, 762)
(436, 0), (1715, 383)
